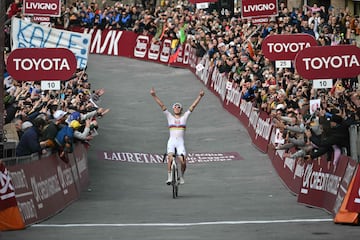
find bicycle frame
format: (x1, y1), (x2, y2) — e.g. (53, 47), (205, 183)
(171, 153), (179, 198)
(163, 149), (180, 198)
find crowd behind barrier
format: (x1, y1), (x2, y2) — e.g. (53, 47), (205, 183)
(4, 0), (360, 167)
(2, 0), (360, 229)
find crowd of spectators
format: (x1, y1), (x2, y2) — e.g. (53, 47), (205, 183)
(3, 2), (113, 163)
(3, 67), (110, 162)
(3, 0), (360, 167)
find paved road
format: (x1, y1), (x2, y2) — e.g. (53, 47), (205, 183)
(2, 55), (359, 240)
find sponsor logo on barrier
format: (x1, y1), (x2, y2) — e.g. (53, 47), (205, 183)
(183, 44), (191, 64)
(159, 39), (171, 63)
(255, 117), (271, 140)
(134, 36), (173, 63)
(87, 29), (123, 55)
(225, 87), (241, 107)
(99, 152), (243, 163)
(31, 175), (62, 204)
(210, 68), (227, 101)
(295, 45), (360, 79)
(18, 199), (38, 220)
(197, 56), (211, 85)
(0, 168), (15, 201)
(249, 109), (259, 133)
(9, 169), (28, 189)
(148, 41), (161, 60)
(300, 164), (341, 195)
(241, 0), (278, 18)
(134, 35), (149, 58)
(7, 48), (77, 81)
(239, 100), (252, 117)
(57, 166), (74, 192)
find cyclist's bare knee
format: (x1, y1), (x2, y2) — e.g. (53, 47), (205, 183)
(167, 153), (174, 171)
(180, 154), (186, 172)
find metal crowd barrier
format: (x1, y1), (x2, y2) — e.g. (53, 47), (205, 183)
(1, 153), (39, 166)
(349, 124), (360, 163)
(1, 125), (359, 166)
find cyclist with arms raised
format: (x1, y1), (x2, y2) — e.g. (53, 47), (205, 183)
(150, 87), (204, 185)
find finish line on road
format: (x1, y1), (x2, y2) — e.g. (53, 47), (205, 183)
(98, 151), (243, 163)
(33, 218), (333, 228)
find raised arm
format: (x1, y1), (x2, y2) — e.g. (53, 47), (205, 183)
(150, 87), (167, 111)
(189, 89), (205, 112)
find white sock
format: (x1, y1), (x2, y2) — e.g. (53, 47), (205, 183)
(168, 172), (171, 179)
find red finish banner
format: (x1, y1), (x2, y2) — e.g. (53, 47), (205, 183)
(241, 0), (278, 18)
(23, 0), (61, 17)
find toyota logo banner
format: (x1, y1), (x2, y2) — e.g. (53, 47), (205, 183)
(295, 45), (360, 79)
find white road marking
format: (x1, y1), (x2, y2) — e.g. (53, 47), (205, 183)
(33, 218), (333, 228)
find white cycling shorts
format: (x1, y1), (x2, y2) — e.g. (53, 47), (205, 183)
(167, 137), (186, 156)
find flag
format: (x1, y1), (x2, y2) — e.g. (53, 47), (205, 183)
(247, 42), (255, 58)
(169, 39), (180, 64)
(178, 24), (188, 44)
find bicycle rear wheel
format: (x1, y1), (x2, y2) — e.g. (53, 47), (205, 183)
(175, 168), (179, 197)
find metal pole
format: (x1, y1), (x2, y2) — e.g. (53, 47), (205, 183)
(0, 0), (6, 158)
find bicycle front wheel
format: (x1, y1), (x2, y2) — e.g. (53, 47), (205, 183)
(172, 166), (177, 199)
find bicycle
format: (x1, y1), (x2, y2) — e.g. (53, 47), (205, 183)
(163, 148), (181, 199)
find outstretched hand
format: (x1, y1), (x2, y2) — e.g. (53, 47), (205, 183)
(150, 87), (156, 96)
(199, 89), (205, 97)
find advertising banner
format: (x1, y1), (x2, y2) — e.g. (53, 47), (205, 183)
(295, 45), (360, 79)
(7, 48), (77, 81)
(247, 111), (272, 153)
(23, 0), (61, 17)
(298, 156), (357, 215)
(66, 27), (191, 68)
(8, 143), (88, 226)
(268, 128), (304, 194)
(241, 0), (278, 18)
(261, 34), (318, 61)
(11, 18), (91, 69)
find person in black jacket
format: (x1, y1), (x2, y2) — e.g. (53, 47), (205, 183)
(307, 114), (349, 165)
(16, 118), (47, 157)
